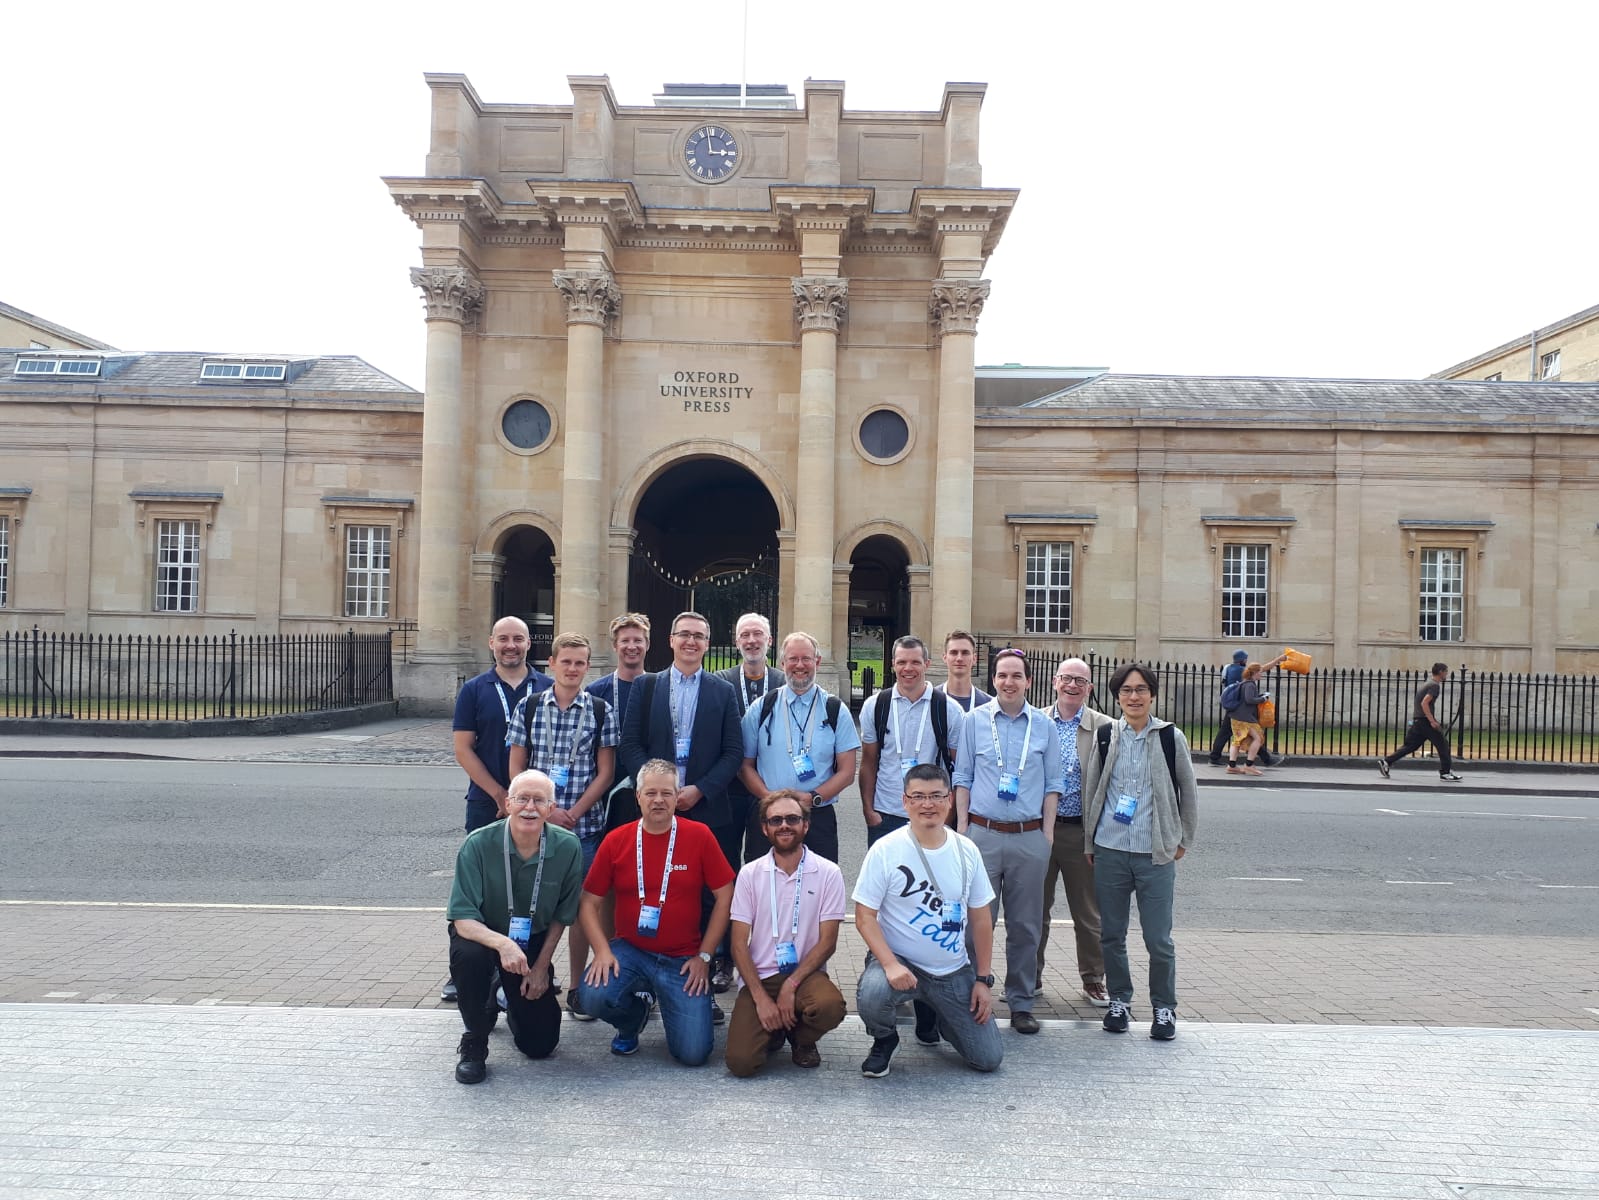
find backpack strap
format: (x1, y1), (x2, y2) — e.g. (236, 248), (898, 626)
(873, 691), (891, 743)
(589, 695), (607, 736)
(1095, 720), (1181, 813)
(823, 695), (841, 730)
(756, 688), (782, 743)
(931, 694), (954, 774)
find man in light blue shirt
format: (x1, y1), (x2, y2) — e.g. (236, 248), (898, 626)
(952, 648), (1063, 1035)
(739, 631), (859, 864)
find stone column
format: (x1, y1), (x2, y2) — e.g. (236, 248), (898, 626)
(410, 264), (483, 660)
(928, 279), (989, 643)
(553, 269), (619, 644)
(791, 278), (848, 656)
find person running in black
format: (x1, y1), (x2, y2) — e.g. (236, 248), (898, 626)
(1378, 663), (1462, 782)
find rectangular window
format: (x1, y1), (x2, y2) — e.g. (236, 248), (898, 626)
(1418, 547), (1464, 641)
(154, 519), (201, 612)
(1221, 543), (1269, 638)
(0, 516), (9, 608)
(200, 361), (287, 381)
(1023, 541), (1072, 634)
(343, 525), (392, 618)
(1484, 372), (1502, 382)
(1540, 349), (1561, 380)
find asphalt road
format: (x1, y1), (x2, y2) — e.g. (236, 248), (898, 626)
(1, 759), (1594, 936)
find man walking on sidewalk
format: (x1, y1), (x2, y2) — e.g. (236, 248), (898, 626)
(1208, 649), (1279, 768)
(1379, 663), (1463, 782)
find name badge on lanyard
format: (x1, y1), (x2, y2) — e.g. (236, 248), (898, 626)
(503, 820), (546, 948)
(912, 838), (971, 935)
(785, 689), (821, 783)
(891, 692), (931, 778)
(770, 851), (806, 974)
(637, 817), (678, 938)
(991, 707), (1032, 803)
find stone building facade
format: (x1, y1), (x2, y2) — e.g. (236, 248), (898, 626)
(1432, 300), (1599, 383)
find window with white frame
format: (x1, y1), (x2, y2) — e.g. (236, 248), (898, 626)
(344, 525), (392, 618)
(1418, 547), (1465, 642)
(154, 520), (201, 612)
(1221, 543), (1270, 638)
(0, 516), (9, 608)
(1023, 541), (1072, 634)
(1484, 372), (1502, 382)
(1540, 349), (1561, 380)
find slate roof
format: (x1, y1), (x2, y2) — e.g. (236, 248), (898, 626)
(0, 350), (418, 399)
(1012, 373), (1599, 424)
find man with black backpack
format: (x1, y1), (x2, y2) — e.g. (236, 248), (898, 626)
(737, 631), (859, 864)
(1207, 649), (1280, 768)
(858, 635), (965, 847)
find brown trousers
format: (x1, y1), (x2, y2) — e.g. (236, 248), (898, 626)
(724, 971), (846, 1078)
(1037, 817), (1105, 983)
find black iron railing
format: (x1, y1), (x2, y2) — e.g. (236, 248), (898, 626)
(981, 644), (1599, 765)
(1, 627), (394, 721)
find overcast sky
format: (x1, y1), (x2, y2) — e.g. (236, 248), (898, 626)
(5, 1), (1595, 390)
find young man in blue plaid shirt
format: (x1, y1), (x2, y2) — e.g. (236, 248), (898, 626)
(508, 631), (620, 1017)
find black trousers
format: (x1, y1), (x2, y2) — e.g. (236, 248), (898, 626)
(1384, 720), (1453, 775)
(1209, 713), (1276, 766)
(449, 927), (562, 1059)
(705, 818), (746, 960)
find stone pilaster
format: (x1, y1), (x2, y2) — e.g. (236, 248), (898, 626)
(410, 265), (483, 662)
(928, 279), (988, 643)
(792, 277), (847, 659)
(553, 269), (619, 643)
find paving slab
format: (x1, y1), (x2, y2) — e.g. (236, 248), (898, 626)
(1, 1003), (1595, 1198)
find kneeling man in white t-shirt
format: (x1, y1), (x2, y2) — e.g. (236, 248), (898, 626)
(852, 762), (1003, 1078)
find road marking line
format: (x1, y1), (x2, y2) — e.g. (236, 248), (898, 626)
(1384, 880), (1455, 886)
(1375, 808), (1410, 816)
(1226, 877), (1304, 882)
(0, 900), (445, 913)
(1538, 885), (1599, 890)
(1413, 809), (1585, 821)
(43, 991), (80, 998)
(1586, 1008), (1599, 1018)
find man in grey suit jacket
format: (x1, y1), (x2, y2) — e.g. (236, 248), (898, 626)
(1038, 657), (1114, 1007)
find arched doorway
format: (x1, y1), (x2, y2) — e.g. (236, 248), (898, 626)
(848, 534), (911, 694)
(496, 525), (556, 660)
(629, 458), (780, 669)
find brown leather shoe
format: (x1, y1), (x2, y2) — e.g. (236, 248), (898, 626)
(1081, 978), (1111, 1007)
(790, 1042), (821, 1068)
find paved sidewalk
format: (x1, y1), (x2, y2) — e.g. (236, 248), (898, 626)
(3, 903), (1595, 1030)
(4, 716), (1596, 795)
(2, 1002), (1596, 1198)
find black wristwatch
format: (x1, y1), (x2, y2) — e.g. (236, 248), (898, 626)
(974, 973), (996, 987)
(809, 791), (823, 807)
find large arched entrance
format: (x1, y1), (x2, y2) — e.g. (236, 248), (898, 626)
(629, 458), (780, 670)
(847, 534), (911, 694)
(495, 525), (556, 659)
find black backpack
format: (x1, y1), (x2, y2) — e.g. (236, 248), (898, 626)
(871, 690), (956, 775)
(1095, 721), (1183, 815)
(756, 688), (842, 743)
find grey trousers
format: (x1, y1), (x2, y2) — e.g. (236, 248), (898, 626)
(1037, 817), (1104, 983)
(1093, 845), (1178, 1011)
(965, 823), (1050, 1012)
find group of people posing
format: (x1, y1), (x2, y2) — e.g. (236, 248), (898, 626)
(445, 611), (1198, 1084)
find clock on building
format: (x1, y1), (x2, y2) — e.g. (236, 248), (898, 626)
(684, 124), (740, 182)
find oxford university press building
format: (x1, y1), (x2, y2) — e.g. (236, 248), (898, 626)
(5, 76), (1599, 713)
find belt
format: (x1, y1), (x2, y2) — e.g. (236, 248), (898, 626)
(1055, 814), (1082, 825)
(967, 812), (1043, 834)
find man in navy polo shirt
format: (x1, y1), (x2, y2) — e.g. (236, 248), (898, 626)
(442, 615), (552, 1002)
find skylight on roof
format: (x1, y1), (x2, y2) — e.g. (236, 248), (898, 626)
(13, 355), (102, 377)
(200, 361), (288, 382)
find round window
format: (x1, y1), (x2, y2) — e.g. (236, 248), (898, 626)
(858, 409), (911, 462)
(501, 399), (552, 451)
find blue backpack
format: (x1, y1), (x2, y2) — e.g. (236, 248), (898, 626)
(1219, 681), (1244, 711)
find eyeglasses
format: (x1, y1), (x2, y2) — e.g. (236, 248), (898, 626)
(671, 630), (709, 641)
(764, 813), (807, 827)
(993, 649), (1026, 662)
(507, 794), (554, 808)
(1055, 674), (1091, 688)
(1117, 686), (1152, 697)
(905, 790), (949, 804)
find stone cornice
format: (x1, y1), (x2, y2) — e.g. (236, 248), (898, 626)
(526, 181), (644, 233)
(792, 278), (849, 334)
(410, 265), (485, 324)
(770, 186), (875, 238)
(928, 279), (990, 339)
(385, 176), (552, 235)
(553, 270), (621, 329)
(910, 187), (1018, 256)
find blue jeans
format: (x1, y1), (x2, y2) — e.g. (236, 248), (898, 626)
(857, 956), (1003, 1073)
(1093, 846), (1178, 1010)
(866, 811), (908, 846)
(578, 938), (715, 1066)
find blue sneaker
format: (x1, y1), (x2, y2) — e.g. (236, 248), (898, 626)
(610, 1033), (640, 1056)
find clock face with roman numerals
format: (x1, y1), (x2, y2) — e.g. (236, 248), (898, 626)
(684, 124), (739, 182)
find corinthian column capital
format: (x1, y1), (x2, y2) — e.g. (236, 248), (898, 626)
(792, 277), (849, 334)
(928, 278), (991, 339)
(410, 265), (484, 324)
(553, 270), (621, 328)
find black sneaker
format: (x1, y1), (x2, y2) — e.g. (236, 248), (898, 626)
(1206, 758), (1224, 768)
(1376, 757), (1391, 779)
(710, 958), (734, 994)
(1439, 772), (1463, 782)
(1102, 999), (1131, 1034)
(440, 979), (458, 1003)
(1151, 1007), (1177, 1040)
(861, 1032), (899, 1078)
(454, 1033), (488, 1084)
(711, 1001), (725, 1025)
(913, 1000), (941, 1046)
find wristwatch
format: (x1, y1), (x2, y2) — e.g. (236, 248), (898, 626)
(809, 791), (824, 807)
(697, 951), (713, 965)
(975, 973), (996, 987)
